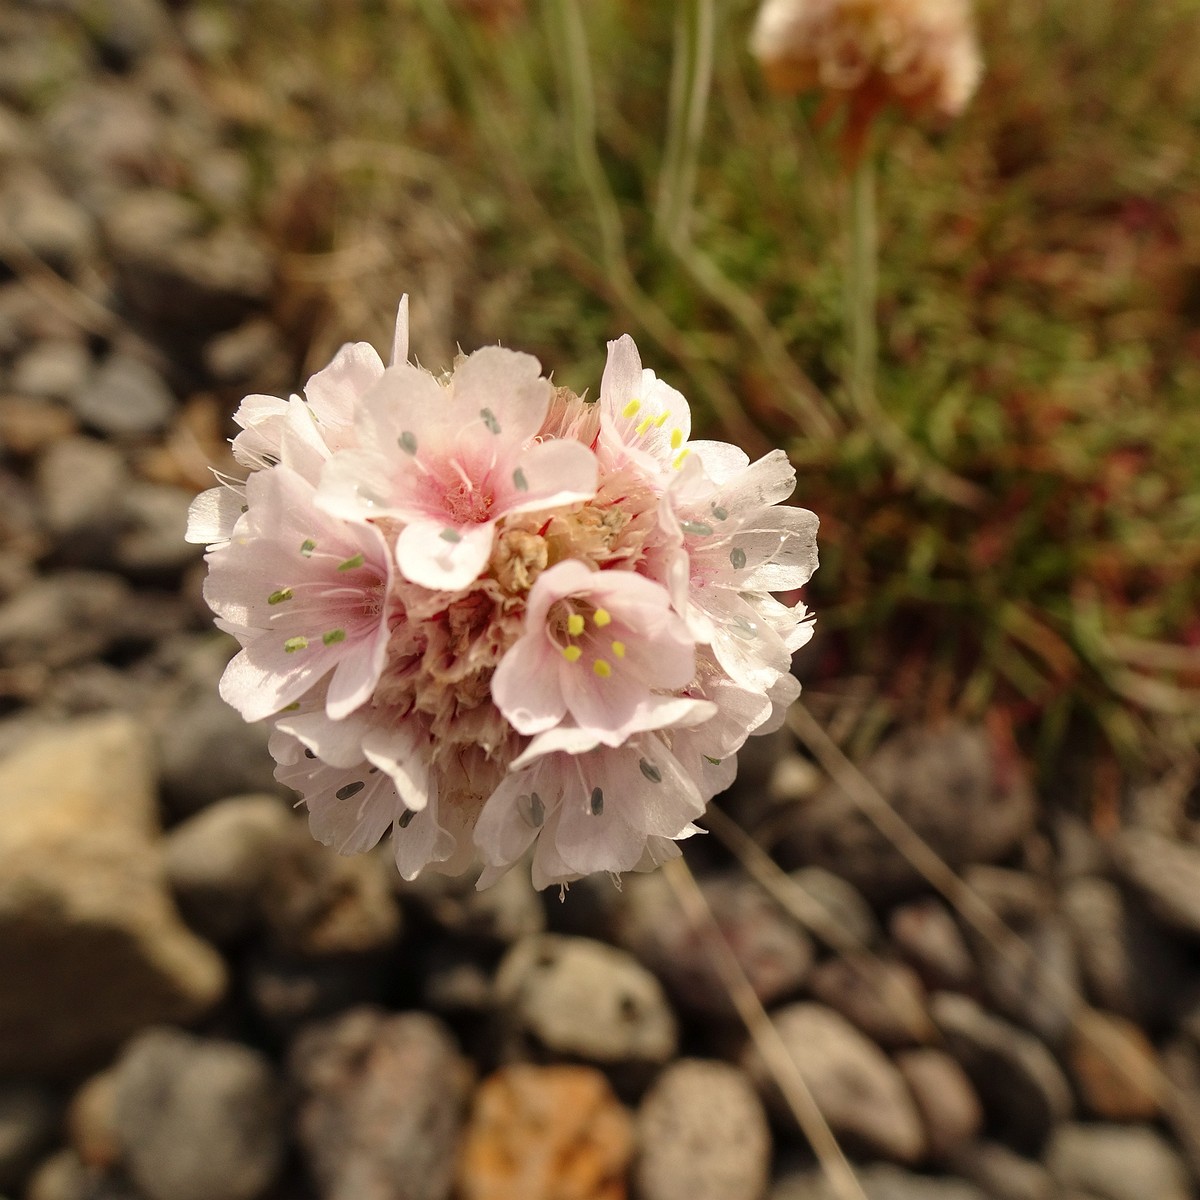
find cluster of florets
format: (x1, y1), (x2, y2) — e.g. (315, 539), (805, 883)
(188, 299), (818, 889)
(751, 0), (982, 122)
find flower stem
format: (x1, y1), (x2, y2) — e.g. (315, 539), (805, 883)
(847, 149), (878, 414)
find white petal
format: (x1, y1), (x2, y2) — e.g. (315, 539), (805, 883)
(390, 294), (410, 366)
(186, 486), (244, 545)
(394, 518), (495, 591)
(450, 346), (551, 452)
(499, 438), (598, 516)
(599, 334), (643, 413)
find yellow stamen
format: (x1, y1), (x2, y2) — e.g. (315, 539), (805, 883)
(611, 640), (626, 658)
(593, 608), (612, 627)
(621, 398), (641, 418)
(635, 415), (654, 436)
(654, 410), (670, 427)
(567, 613), (585, 636)
(562, 645), (582, 663)
(670, 428), (683, 449)
(593, 659), (612, 678)
(673, 448), (691, 469)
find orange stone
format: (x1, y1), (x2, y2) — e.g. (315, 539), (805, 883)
(457, 1064), (634, 1200)
(1068, 1009), (1163, 1121)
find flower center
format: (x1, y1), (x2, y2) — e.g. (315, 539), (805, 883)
(551, 599), (626, 679)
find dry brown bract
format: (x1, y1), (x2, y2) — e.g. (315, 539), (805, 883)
(751, 0), (981, 157)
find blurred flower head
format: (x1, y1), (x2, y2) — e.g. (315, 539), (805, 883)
(189, 301), (818, 890)
(751, 0), (981, 143)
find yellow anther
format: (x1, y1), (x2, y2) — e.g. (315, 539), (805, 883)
(567, 613), (585, 636)
(592, 608), (612, 627)
(670, 428), (683, 449)
(611, 640), (626, 658)
(654, 410), (670, 427)
(635, 415), (654, 436)
(622, 398), (641, 418)
(593, 659), (612, 678)
(562, 645), (582, 663)
(673, 448), (691, 469)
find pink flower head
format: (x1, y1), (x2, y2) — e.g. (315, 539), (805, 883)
(191, 295), (820, 892)
(491, 559), (699, 745)
(318, 347), (599, 591)
(474, 733), (706, 888)
(204, 465), (393, 722)
(598, 334), (694, 481)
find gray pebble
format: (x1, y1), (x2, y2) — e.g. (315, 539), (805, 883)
(111, 1028), (284, 1200)
(290, 1008), (471, 1200)
(75, 353), (175, 437)
(775, 723), (1035, 902)
(931, 992), (1072, 1154)
(788, 866), (881, 950)
(1112, 829), (1200, 939)
(948, 1140), (1056, 1200)
(889, 897), (976, 991)
(156, 684), (280, 815)
(1046, 1123), (1192, 1200)
(495, 934), (678, 1067)
(635, 1060), (771, 1200)
(115, 482), (204, 576)
(746, 1002), (924, 1163)
(203, 318), (288, 385)
(25, 1148), (141, 1200)
(770, 1164), (986, 1200)
(616, 869), (812, 1019)
(895, 1048), (982, 1161)
(12, 339), (92, 402)
(399, 863), (544, 944)
(260, 825), (402, 958)
(35, 437), (125, 557)
(808, 954), (934, 1048)
(0, 571), (132, 669)
(164, 793), (295, 943)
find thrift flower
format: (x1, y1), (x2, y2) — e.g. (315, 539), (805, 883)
(192, 303), (820, 889)
(750, 0), (982, 145)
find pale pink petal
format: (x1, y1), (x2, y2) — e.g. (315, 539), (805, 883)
(362, 723), (433, 812)
(219, 641), (333, 722)
(510, 696), (717, 768)
(326, 636), (389, 719)
(497, 438), (599, 516)
(305, 341), (385, 426)
(689, 440), (751, 482)
(449, 346), (552, 454)
(186, 485), (244, 545)
(394, 517), (496, 590)
(275, 698), (373, 768)
(473, 767), (551, 869)
(390, 294), (409, 366)
(490, 634), (566, 735)
(599, 335), (643, 412)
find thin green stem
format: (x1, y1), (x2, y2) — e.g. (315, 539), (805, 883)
(838, 144), (984, 508)
(848, 151), (878, 414)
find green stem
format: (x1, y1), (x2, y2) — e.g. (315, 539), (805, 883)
(848, 150), (878, 412)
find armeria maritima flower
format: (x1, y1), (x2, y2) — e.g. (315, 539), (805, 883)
(750, 0), (981, 139)
(188, 298), (819, 889)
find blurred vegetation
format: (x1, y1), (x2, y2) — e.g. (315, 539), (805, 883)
(194, 0), (1200, 777)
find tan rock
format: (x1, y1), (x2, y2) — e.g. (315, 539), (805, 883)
(0, 715), (226, 1076)
(458, 1065), (633, 1200)
(1068, 1009), (1162, 1121)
